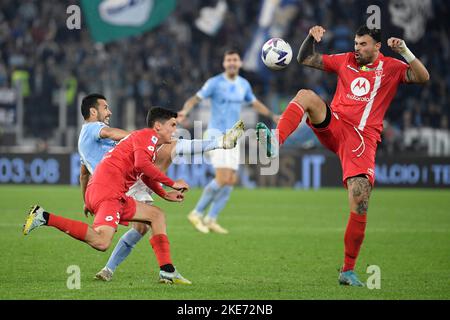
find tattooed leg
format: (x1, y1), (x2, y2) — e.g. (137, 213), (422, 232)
(347, 176), (372, 214)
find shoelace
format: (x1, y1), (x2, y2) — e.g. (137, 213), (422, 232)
(352, 127), (366, 158)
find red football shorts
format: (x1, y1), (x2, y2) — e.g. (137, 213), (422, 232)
(307, 109), (378, 187)
(85, 183), (136, 229)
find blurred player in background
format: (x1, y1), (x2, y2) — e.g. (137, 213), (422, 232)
(74, 94), (244, 281)
(178, 49), (279, 234)
(258, 25), (429, 286)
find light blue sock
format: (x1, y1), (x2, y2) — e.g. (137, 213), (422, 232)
(195, 179), (221, 214)
(207, 186), (233, 220)
(175, 139), (219, 155)
(105, 228), (143, 272)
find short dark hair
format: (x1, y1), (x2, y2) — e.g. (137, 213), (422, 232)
(356, 25), (381, 43)
(146, 107), (178, 128)
(81, 93), (106, 119)
(224, 49), (240, 58)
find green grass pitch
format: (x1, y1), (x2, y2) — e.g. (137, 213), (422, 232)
(1, 185), (449, 300)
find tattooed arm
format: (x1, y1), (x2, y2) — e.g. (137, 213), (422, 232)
(387, 37), (430, 84)
(297, 26), (326, 70)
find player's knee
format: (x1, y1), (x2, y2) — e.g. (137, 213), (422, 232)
(221, 175), (232, 186)
(347, 176), (372, 214)
(348, 177), (372, 214)
(93, 239), (111, 252)
(217, 177), (232, 186)
(153, 208), (166, 225)
(355, 197), (370, 214)
(229, 174), (237, 186)
(294, 89), (318, 106)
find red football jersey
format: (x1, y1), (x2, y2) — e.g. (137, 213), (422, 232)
(89, 128), (174, 196)
(322, 52), (409, 142)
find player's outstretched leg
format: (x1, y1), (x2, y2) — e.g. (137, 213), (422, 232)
(132, 202), (191, 284)
(23, 205), (48, 235)
(174, 119), (244, 157)
(23, 204), (115, 252)
(24, 205), (89, 241)
(257, 89), (327, 156)
(222, 119), (245, 149)
(338, 176), (372, 287)
(95, 222), (149, 281)
(256, 122), (279, 158)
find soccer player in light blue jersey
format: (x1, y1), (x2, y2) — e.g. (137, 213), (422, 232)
(179, 50), (279, 234)
(77, 93), (244, 281)
(78, 94), (129, 201)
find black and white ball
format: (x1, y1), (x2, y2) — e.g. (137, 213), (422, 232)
(261, 38), (293, 70)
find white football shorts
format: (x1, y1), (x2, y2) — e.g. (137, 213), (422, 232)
(126, 179), (154, 204)
(207, 140), (241, 171)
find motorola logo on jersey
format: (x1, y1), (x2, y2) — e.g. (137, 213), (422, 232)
(351, 77), (371, 97)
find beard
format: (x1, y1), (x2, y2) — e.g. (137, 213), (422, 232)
(97, 114), (109, 125)
(355, 53), (374, 66)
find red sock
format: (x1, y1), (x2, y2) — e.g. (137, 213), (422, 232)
(47, 213), (88, 241)
(150, 234), (172, 267)
(276, 101), (305, 145)
(343, 212), (367, 272)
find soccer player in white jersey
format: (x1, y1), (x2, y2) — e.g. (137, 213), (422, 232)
(178, 50), (279, 234)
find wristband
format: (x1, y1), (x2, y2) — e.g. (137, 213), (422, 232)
(400, 41), (416, 64)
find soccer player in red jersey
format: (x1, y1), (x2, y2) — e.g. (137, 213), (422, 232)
(23, 107), (193, 284)
(257, 25), (430, 286)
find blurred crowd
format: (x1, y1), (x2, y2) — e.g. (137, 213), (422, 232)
(0, 0), (448, 153)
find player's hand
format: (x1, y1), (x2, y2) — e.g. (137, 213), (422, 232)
(309, 26), (326, 43)
(177, 110), (187, 123)
(387, 37), (406, 54)
(83, 204), (93, 218)
(163, 190), (185, 202)
(172, 179), (189, 192)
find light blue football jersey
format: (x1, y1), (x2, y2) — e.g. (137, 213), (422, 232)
(197, 73), (256, 133)
(78, 122), (116, 174)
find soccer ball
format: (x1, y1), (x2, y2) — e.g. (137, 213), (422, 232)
(261, 38), (293, 70)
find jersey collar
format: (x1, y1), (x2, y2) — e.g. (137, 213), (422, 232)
(223, 73), (239, 83)
(355, 52), (384, 71)
(366, 52), (383, 67)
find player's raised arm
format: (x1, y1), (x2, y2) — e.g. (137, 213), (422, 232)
(251, 99), (280, 123)
(297, 25), (326, 70)
(387, 37), (430, 84)
(99, 127), (129, 141)
(178, 95), (202, 122)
